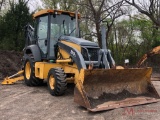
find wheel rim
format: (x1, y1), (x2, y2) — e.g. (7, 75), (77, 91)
(25, 61), (31, 80)
(49, 75), (55, 90)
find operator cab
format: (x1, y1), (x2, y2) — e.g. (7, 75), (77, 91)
(33, 9), (80, 60)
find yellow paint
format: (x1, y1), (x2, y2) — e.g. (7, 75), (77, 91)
(33, 9), (81, 19)
(34, 61), (81, 83)
(33, 9), (53, 18)
(35, 62), (62, 79)
(74, 69), (85, 95)
(25, 62), (31, 79)
(56, 59), (72, 63)
(58, 48), (70, 59)
(62, 65), (79, 83)
(15, 70), (24, 75)
(57, 40), (81, 60)
(1, 70), (24, 85)
(61, 40), (81, 52)
(49, 75), (55, 90)
(1, 76), (24, 85)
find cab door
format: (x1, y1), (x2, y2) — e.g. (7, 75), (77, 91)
(37, 15), (48, 58)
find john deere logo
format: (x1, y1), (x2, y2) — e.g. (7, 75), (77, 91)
(70, 50), (76, 57)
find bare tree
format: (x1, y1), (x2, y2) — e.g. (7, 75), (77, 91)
(42, 0), (76, 11)
(77, 0), (125, 48)
(125, 0), (160, 27)
(42, 0), (59, 9)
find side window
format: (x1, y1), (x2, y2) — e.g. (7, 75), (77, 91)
(37, 16), (48, 39)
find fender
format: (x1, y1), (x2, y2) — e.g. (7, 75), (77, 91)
(24, 45), (41, 62)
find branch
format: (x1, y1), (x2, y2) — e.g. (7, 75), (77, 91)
(149, 0), (154, 13)
(125, 0), (160, 26)
(88, 0), (96, 15)
(73, 2), (92, 11)
(98, 0), (105, 13)
(101, 0), (124, 14)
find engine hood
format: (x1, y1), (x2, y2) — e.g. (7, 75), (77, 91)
(60, 36), (99, 47)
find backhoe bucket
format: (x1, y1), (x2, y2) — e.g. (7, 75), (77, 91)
(74, 68), (160, 112)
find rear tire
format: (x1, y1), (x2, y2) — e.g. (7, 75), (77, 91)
(47, 68), (67, 96)
(24, 56), (43, 86)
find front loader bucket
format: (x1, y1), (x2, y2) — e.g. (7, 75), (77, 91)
(74, 68), (160, 112)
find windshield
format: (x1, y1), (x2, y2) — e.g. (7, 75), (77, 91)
(50, 14), (76, 39)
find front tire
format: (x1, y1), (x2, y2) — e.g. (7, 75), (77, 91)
(47, 68), (67, 96)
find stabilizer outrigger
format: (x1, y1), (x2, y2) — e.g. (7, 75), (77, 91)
(2, 70), (24, 85)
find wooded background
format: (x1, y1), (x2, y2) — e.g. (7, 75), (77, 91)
(0, 0), (160, 65)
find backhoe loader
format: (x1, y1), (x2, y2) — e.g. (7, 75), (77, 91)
(2, 9), (160, 112)
(137, 46), (160, 81)
(137, 45), (160, 68)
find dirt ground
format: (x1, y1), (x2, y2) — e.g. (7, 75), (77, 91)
(0, 81), (160, 120)
(0, 50), (22, 79)
(1, 50), (160, 120)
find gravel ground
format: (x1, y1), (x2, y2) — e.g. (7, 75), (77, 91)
(1, 50), (160, 120)
(0, 80), (160, 120)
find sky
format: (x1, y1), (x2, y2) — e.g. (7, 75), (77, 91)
(27, 0), (43, 12)
(27, 0), (139, 15)
(26, 0), (150, 21)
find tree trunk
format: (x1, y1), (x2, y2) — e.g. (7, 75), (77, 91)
(95, 22), (102, 48)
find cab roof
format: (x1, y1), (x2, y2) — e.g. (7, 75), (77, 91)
(33, 9), (81, 19)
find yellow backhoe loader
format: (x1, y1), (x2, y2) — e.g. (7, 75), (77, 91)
(137, 46), (160, 68)
(2, 9), (160, 112)
(137, 46), (160, 81)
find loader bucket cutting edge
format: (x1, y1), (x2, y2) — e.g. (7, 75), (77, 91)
(74, 68), (160, 112)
